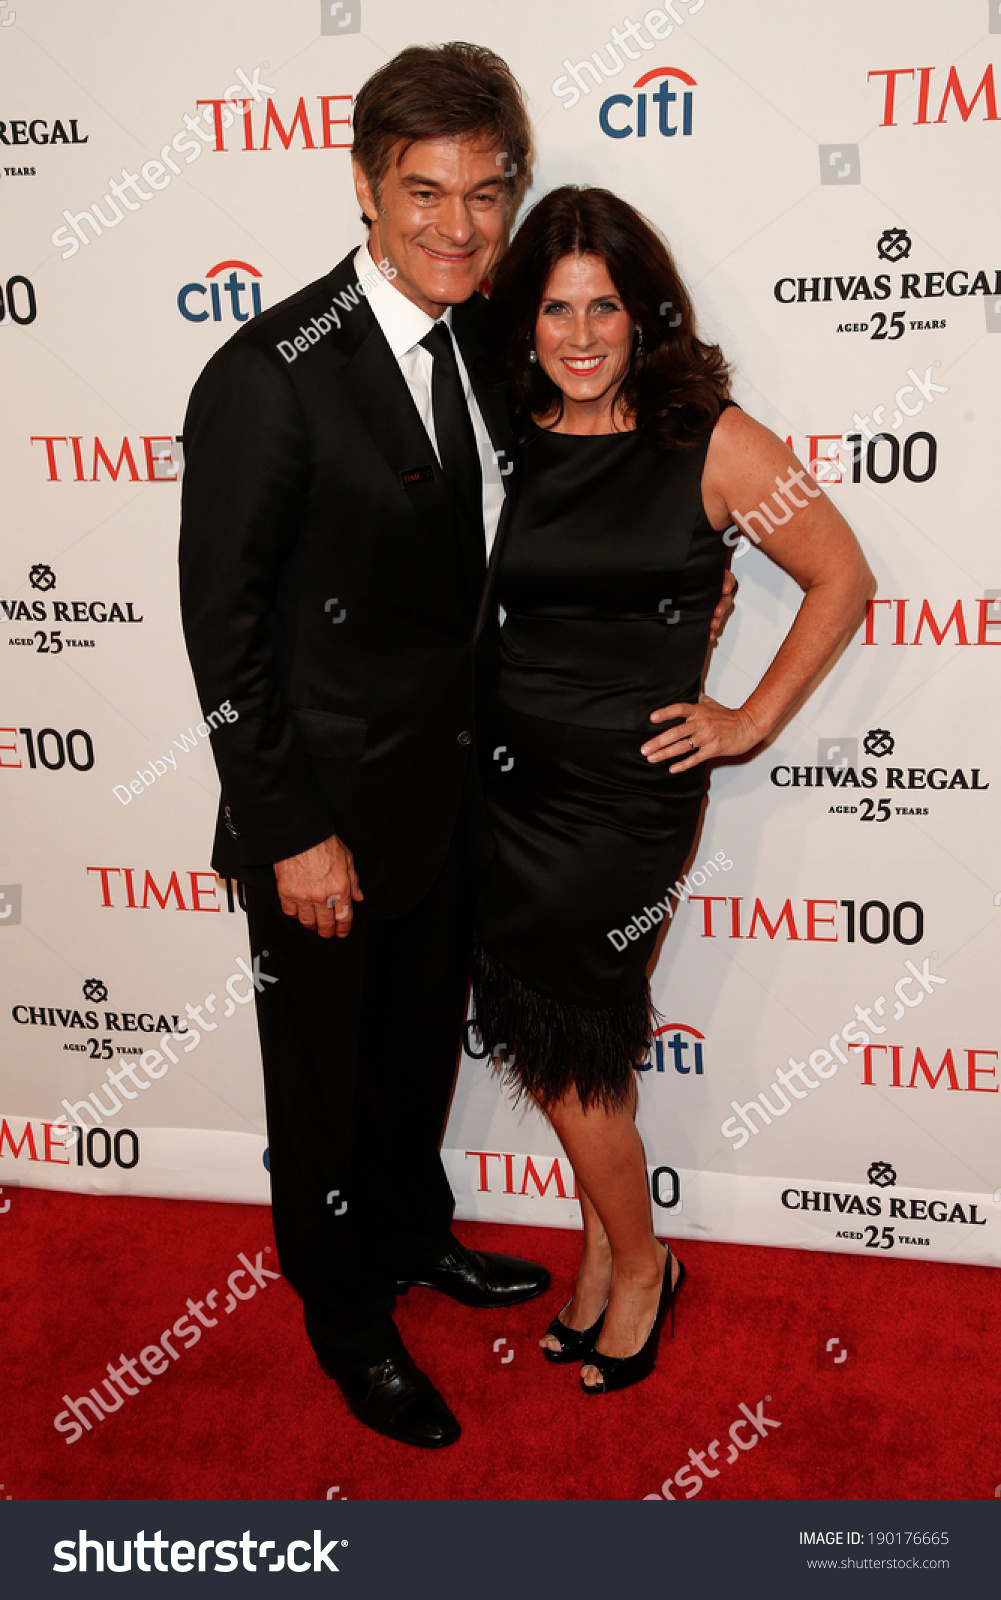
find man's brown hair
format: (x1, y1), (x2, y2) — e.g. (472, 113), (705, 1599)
(352, 41), (532, 218)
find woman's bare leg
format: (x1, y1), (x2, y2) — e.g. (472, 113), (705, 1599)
(544, 1080), (677, 1386)
(538, 1182), (611, 1351)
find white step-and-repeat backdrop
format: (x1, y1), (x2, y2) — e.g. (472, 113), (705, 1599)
(3, 0), (998, 1267)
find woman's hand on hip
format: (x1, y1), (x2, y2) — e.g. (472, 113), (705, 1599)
(641, 695), (760, 771)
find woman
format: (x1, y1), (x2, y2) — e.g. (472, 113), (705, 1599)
(473, 187), (873, 1395)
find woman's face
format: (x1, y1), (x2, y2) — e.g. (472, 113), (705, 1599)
(534, 253), (634, 413)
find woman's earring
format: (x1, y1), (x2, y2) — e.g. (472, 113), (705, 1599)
(635, 327), (644, 348)
(529, 348), (538, 363)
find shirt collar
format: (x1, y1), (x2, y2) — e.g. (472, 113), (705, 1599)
(353, 240), (453, 361)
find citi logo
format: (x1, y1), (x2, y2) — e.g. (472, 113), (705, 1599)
(551, 5), (705, 110)
(178, 260), (262, 323)
(639, 1023), (705, 1075)
(599, 68), (696, 138)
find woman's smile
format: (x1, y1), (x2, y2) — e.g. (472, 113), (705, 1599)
(561, 354), (606, 374)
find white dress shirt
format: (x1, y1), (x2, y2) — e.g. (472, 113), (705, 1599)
(352, 242), (505, 558)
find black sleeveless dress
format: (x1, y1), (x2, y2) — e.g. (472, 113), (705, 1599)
(472, 412), (732, 1110)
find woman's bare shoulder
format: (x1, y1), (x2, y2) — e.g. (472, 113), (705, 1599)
(704, 403), (802, 497)
(708, 402), (785, 466)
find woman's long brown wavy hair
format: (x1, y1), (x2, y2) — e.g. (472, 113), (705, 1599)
(487, 185), (731, 448)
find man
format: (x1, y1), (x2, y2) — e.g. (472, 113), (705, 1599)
(179, 43), (548, 1450)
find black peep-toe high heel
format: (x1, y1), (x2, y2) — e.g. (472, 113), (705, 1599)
(541, 1299), (607, 1364)
(580, 1247), (685, 1395)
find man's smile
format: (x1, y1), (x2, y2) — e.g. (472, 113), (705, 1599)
(418, 243), (480, 263)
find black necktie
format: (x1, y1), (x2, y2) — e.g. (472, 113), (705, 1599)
(420, 322), (484, 556)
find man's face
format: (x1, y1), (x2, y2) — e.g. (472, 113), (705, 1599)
(354, 136), (509, 318)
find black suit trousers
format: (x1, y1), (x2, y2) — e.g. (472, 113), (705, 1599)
(244, 810), (474, 1362)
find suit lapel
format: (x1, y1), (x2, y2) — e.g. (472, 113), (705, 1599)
(452, 295), (517, 630)
(452, 296), (514, 465)
(337, 274), (509, 625)
(340, 321), (440, 498)
(475, 446), (520, 640)
(339, 310), (475, 614)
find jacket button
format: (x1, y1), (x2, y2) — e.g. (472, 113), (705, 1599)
(457, 730), (472, 746)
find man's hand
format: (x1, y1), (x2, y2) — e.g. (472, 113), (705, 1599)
(274, 834), (363, 938)
(709, 568), (737, 642)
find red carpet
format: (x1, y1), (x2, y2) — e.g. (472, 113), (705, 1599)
(3, 1187), (997, 1501)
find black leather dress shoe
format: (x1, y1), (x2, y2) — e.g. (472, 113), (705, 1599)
(317, 1344), (461, 1449)
(395, 1236), (551, 1308)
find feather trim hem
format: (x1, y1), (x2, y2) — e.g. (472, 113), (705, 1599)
(470, 940), (658, 1112)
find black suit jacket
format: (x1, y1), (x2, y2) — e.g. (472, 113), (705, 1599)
(179, 249), (515, 919)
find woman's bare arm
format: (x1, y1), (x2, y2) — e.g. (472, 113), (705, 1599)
(643, 406), (875, 771)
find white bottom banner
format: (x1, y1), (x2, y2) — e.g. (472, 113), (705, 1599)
(0, 1115), (270, 1205)
(445, 1149), (1001, 1269)
(4, 1114), (997, 1266)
